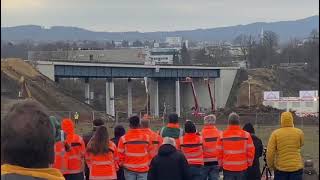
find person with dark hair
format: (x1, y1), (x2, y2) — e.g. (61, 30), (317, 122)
(85, 126), (118, 180)
(82, 118), (105, 180)
(243, 123), (263, 180)
(1, 99), (64, 180)
(216, 112), (255, 180)
(178, 120), (204, 180)
(111, 125), (126, 180)
(111, 125), (126, 146)
(53, 118), (86, 180)
(148, 137), (191, 180)
(118, 115), (152, 180)
(159, 113), (183, 139)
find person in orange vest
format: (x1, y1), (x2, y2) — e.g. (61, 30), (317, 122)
(85, 126), (118, 180)
(118, 115), (152, 180)
(53, 118), (86, 180)
(141, 118), (163, 158)
(178, 120), (204, 180)
(216, 112), (255, 180)
(201, 114), (221, 180)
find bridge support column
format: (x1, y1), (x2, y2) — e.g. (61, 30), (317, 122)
(105, 79), (115, 117)
(85, 78), (90, 104)
(127, 78), (132, 117)
(175, 79), (181, 117)
(149, 79), (159, 117)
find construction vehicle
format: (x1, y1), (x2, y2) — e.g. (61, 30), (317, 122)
(18, 76), (32, 99)
(204, 78), (216, 113)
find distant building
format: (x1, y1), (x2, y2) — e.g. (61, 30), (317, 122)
(145, 48), (180, 65)
(165, 37), (182, 48)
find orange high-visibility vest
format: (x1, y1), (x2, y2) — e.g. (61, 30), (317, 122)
(118, 129), (152, 172)
(85, 141), (118, 180)
(53, 134), (86, 175)
(201, 125), (221, 162)
(142, 128), (163, 158)
(179, 133), (204, 166)
(217, 125), (255, 171)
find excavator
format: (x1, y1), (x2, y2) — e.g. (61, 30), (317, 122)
(18, 76), (32, 99)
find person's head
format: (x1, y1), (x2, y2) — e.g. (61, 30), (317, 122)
(114, 125), (125, 138)
(1, 99), (54, 168)
(243, 123), (255, 134)
(162, 137), (176, 147)
(280, 111), (294, 127)
(168, 113), (179, 124)
(204, 114), (216, 125)
(87, 126), (109, 155)
(184, 120), (196, 133)
(228, 112), (240, 125)
(92, 118), (104, 131)
(141, 119), (150, 129)
(129, 115), (140, 129)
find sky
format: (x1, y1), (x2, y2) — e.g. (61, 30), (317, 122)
(1, 0), (319, 32)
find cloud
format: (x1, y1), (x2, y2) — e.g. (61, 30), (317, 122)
(1, 0), (319, 32)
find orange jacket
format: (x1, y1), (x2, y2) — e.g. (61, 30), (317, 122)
(53, 119), (86, 175)
(85, 141), (118, 180)
(201, 125), (221, 162)
(178, 133), (204, 166)
(118, 128), (152, 173)
(217, 125), (255, 171)
(141, 128), (163, 158)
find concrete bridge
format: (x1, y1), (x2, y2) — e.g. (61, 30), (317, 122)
(35, 60), (239, 117)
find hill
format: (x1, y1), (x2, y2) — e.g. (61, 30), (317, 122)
(1, 16), (318, 43)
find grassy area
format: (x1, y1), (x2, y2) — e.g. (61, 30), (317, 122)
(75, 122), (319, 173)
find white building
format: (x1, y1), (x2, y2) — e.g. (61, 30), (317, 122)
(165, 37), (182, 47)
(263, 90), (319, 117)
(144, 48), (179, 65)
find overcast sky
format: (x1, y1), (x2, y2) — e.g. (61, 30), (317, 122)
(1, 0), (319, 32)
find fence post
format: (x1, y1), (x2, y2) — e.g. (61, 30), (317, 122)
(68, 111), (71, 119)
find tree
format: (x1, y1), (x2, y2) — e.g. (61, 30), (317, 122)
(194, 48), (211, 64)
(180, 42), (191, 65)
(121, 40), (129, 47)
(132, 40), (143, 47)
(233, 34), (255, 61)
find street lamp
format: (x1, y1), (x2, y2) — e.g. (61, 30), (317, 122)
(248, 76), (253, 109)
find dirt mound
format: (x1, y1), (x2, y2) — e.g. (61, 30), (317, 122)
(1, 59), (108, 122)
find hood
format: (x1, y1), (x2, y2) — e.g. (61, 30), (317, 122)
(158, 144), (176, 156)
(243, 123), (255, 134)
(280, 112), (294, 127)
(61, 118), (75, 142)
(1, 164), (64, 180)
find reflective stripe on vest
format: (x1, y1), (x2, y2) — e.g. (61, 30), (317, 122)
(90, 175), (117, 180)
(204, 137), (218, 142)
(184, 151), (203, 158)
(204, 157), (218, 162)
(123, 162), (150, 169)
(152, 141), (160, 145)
(125, 152), (148, 157)
(223, 160), (247, 165)
(91, 160), (113, 165)
(124, 140), (149, 145)
(224, 149), (246, 154)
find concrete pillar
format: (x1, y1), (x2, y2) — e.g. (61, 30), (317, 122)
(149, 79), (159, 117)
(175, 79), (181, 117)
(85, 78), (90, 104)
(109, 80), (115, 117)
(127, 78), (132, 117)
(105, 80), (110, 115)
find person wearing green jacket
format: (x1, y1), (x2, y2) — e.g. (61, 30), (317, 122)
(159, 113), (183, 139)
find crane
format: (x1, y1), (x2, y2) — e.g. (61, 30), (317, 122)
(204, 78), (215, 113)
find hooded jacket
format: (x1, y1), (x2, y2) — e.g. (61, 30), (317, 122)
(148, 144), (191, 180)
(266, 112), (304, 172)
(1, 164), (65, 180)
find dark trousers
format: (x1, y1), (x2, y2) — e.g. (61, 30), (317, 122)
(189, 165), (203, 180)
(117, 167), (125, 180)
(274, 169), (303, 180)
(64, 172), (84, 180)
(223, 170), (246, 180)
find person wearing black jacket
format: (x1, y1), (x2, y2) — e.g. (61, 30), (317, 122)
(148, 137), (191, 180)
(243, 123), (263, 180)
(111, 125), (126, 180)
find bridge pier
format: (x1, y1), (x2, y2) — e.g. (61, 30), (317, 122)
(149, 79), (159, 117)
(127, 78), (132, 117)
(85, 78), (90, 104)
(105, 78), (115, 117)
(175, 79), (181, 117)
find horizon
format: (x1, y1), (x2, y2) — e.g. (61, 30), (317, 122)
(1, 0), (319, 32)
(1, 14), (319, 33)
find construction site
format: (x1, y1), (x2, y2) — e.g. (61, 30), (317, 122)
(1, 58), (319, 174)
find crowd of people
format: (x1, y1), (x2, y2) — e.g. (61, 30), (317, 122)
(1, 99), (319, 180)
